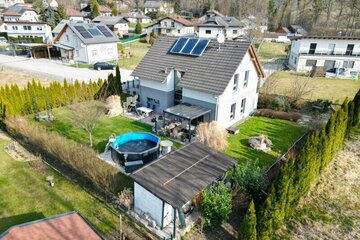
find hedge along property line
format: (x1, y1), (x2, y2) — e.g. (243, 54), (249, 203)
(5, 116), (129, 196)
(252, 90), (360, 240)
(0, 79), (103, 121)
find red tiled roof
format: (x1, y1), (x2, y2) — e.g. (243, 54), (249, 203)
(99, 5), (111, 12)
(66, 8), (82, 17)
(0, 212), (102, 240)
(3, 11), (22, 16)
(167, 16), (194, 26)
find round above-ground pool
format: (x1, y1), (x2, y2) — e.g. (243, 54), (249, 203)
(110, 132), (160, 172)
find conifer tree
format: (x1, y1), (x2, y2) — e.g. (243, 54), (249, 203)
(116, 65), (122, 94)
(238, 200), (257, 240)
(90, 0), (101, 19)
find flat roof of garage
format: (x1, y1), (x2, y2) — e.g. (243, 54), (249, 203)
(131, 141), (237, 208)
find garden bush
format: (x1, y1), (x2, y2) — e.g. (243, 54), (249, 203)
(256, 109), (302, 122)
(196, 121), (228, 152)
(201, 182), (232, 227)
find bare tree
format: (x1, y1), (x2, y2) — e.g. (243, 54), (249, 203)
(261, 76), (279, 98)
(287, 77), (314, 104)
(68, 101), (105, 147)
(196, 121), (228, 152)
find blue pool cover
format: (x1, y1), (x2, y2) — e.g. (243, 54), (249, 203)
(112, 132), (160, 153)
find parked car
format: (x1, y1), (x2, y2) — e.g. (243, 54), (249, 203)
(94, 62), (116, 70)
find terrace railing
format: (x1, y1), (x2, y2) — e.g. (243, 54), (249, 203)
(299, 50), (360, 57)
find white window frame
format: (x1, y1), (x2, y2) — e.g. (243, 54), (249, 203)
(230, 103), (236, 120)
(92, 50), (98, 57)
(240, 98), (246, 114)
(233, 73), (239, 91)
(343, 61), (354, 69)
(244, 70), (249, 88)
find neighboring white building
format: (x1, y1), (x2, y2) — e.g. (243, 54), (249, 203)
(198, 16), (245, 40)
(146, 16), (194, 37)
(144, 0), (173, 15)
(131, 36), (264, 129)
(288, 36), (360, 75)
(54, 22), (119, 64)
(93, 16), (129, 37)
(123, 11), (151, 24)
(43, 0), (58, 8)
(5, 21), (52, 42)
(80, 4), (112, 18)
(2, 4), (39, 22)
(66, 8), (84, 21)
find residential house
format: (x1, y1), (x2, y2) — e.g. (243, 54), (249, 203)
(0, 19), (6, 31)
(0, 212), (103, 240)
(240, 15), (268, 34)
(146, 16), (194, 37)
(93, 15), (129, 37)
(198, 16), (245, 40)
(81, 4), (112, 18)
(123, 11), (151, 24)
(5, 21), (52, 42)
(198, 9), (224, 21)
(131, 141), (237, 238)
(0, 0), (24, 9)
(131, 36), (264, 129)
(66, 8), (84, 21)
(263, 32), (290, 43)
(288, 36), (360, 75)
(2, 4), (38, 22)
(54, 22), (118, 64)
(276, 24), (307, 37)
(144, 0), (173, 15)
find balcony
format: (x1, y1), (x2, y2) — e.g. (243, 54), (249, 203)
(299, 50), (360, 57)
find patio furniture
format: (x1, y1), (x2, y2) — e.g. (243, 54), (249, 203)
(136, 107), (153, 117)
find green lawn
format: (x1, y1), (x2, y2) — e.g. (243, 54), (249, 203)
(264, 71), (360, 102)
(0, 139), (119, 235)
(226, 117), (305, 168)
(118, 41), (150, 70)
(257, 42), (290, 60)
(32, 106), (180, 153)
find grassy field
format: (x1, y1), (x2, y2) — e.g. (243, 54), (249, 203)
(257, 42), (290, 60)
(226, 117), (305, 168)
(0, 68), (51, 88)
(118, 41), (150, 70)
(277, 135), (360, 239)
(32, 105), (180, 153)
(0, 138), (119, 235)
(264, 71), (360, 102)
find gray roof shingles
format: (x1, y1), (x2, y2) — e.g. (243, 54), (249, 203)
(131, 36), (251, 95)
(131, 141), (237, 208)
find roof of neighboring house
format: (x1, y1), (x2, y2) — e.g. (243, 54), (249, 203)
(131, 141), (237, 208)
(289, 24), (307, 35)
(264, 32), (287, 38)
(132, 36), (264, 95)
(199, 16), (244, 28)
(206, 9), (224, 17)
(55, 22), (119, 44)
(0, 212), (103, 240)
(81, 4), (111, 13)
(93, 15), (129, 25)
(2, 4), (35, 16)
(292, 35), (360, 41)
(276, 26), (291, 33)
(4, 21), (47, 24)
(146, 15), (194, 28)
(122, 11), (150, 19)
(144, 0), (164, 8)
(66, 8), (82, 17)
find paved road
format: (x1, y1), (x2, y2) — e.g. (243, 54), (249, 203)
(0, 54), (134, 83)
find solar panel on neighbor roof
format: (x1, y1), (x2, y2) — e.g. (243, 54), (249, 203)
(170, 37), (210, 57)
(88, 28), (102, 36)
(74, 26), (92, 39)
(96, 26), (113, 38)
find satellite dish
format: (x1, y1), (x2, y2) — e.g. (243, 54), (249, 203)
(80, 43), (86, 48)
(217, 33), (225, 44)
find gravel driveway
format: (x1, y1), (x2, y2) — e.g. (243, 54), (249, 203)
(0, 54), (133, 83)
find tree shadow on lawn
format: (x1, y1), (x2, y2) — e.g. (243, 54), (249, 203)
(0, 212), (45, 233)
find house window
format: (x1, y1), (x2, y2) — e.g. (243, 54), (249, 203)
(107, 48), (113, 55)
(240, 98), (246, 114)
(244, 70), (249, 88)
(230, 103), (236, 120)
(233, 29), (238, 34)
(178, 29), (180, 34)
(166, 29), (171, 33)
(92, 50), (98, 57)
(343, 61), (354, 69)
(171, 22), (175, 28)
(37, 27), (42, 31)
(305, 60), (317, 67)
(205, 29), (211, 34)
(233, 74), (239, 91)
(12, 26), (18, 30)
(66, 35), (69, 42)
(4, 26), (7, 30)
(24, 26), (31, 30)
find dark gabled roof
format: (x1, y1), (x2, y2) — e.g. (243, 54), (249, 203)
(199, 16), (244, 28)
(81, 4), (111, 13)
(0, 212), (103, 240)
(146, 15), (194, 28)
(132, 36), (263, 95)
(292, 35), (360, 41)
(93, 16), (129, 25)
(131, 141), (237, 208)
(144, 0), (164, 8)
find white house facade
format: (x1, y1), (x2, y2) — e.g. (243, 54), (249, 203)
(198, 16), (245, 40)
(123, 11), (151, 24)
(93, 16), (129, 37)
(146, 16), (194, 37)
(2, 4), (38, 22)
(54, 22), (118, 64)
(131, 36), (264, 129)
(5, 21), (52, 42)
(144, 0), (173, 14)
(288, 36), (360, 73)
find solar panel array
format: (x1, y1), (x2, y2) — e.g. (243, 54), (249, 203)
(74, 26), (92, 39)
(170, 38), (210, 57)
(96, 26), (114, 38)
(88, 28), (102, 36)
